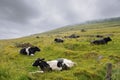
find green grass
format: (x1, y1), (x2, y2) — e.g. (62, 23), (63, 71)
(0, 20), (120, 80)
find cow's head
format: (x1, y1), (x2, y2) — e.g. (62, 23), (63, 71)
(28, 46), (40, 56)
(32, 58), (51, 72)
(104, 37), (112, 42)
(32, 58), (43, 67)
(32, 46), (40, 52)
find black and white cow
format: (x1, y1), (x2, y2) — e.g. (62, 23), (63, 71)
(32, 58), (75, 73)
(20, 46), (40, 56)
(91, 37), (112, 45)
(54, 38), (64, 43)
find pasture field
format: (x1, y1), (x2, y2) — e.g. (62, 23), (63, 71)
(0, 20), (120, 80)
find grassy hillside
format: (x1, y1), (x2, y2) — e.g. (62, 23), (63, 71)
(0, 19), (120, 80)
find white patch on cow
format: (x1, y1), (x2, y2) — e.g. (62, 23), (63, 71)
(30, 71), (44, 74)
(36, 71), (44, 73)
(47, 60), (62, 71)
(46, 58), (75, 71)
(62, 59), (75, 68)
(30, 54), (34, 56)
(63, 59), (75, 67)
(26, 47), (31, 55)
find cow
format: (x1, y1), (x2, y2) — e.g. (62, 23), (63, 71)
(96, 35), (103, 38)
(81, 29), (86, 32)
(20, 46), (40, 56)
(54, 38), (64, 43)
(68, 34), (80, 38)
(91, 37), (112, 45)
(32, 58), (75, 73)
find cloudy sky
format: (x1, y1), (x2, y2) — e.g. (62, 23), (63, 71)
(0, 0), (120, 39)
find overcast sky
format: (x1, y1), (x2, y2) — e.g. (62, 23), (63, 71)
(0, 0), (120, 39)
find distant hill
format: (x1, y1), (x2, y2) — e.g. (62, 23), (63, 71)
(33, 17), (120, 36)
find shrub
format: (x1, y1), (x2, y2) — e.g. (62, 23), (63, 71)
(15, 43), (33, 48)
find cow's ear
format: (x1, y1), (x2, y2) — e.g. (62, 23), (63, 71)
(41, 58), (45, 60)
(37, 58), (41, 60)
(39, 61), (41, 63)
(38, 58), (45, 61)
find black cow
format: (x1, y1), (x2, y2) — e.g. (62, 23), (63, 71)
(20, 46), (40, 56)
(68, 34), (80, 38)
(91, 37), (112, 45)
(54, 38), (64, 43)
(96, 35), (103, 38)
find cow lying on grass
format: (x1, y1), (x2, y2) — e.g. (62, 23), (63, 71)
(20, 46), (40, 56)
(64, 34), (80, 38)
(69, 34), (80, 38)
(32, 58), (75, 73)
(91, 37), (112, 45)
(54, 38), (64, 43)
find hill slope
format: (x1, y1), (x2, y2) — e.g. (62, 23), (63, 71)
(0, 18), (120, 80)
(34, 17), (120, 35)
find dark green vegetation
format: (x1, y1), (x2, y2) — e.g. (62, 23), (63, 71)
(0, 18), (120, 80)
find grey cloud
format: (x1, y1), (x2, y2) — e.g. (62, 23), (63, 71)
(0, 0), (40, 24)
(96, 0), (120, 18)
(0, 0), (120, 39)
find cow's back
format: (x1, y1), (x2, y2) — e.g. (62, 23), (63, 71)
(47, 60), (62, 71)
(63, 59), (75, 67)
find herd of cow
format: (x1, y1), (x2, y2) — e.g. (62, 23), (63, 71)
(19, 34), (112, 73)
(20, 46), (75, 73)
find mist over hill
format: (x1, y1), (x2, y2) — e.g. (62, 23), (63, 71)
(32, 17), (120, 36)
(0, 17), (120, 40)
